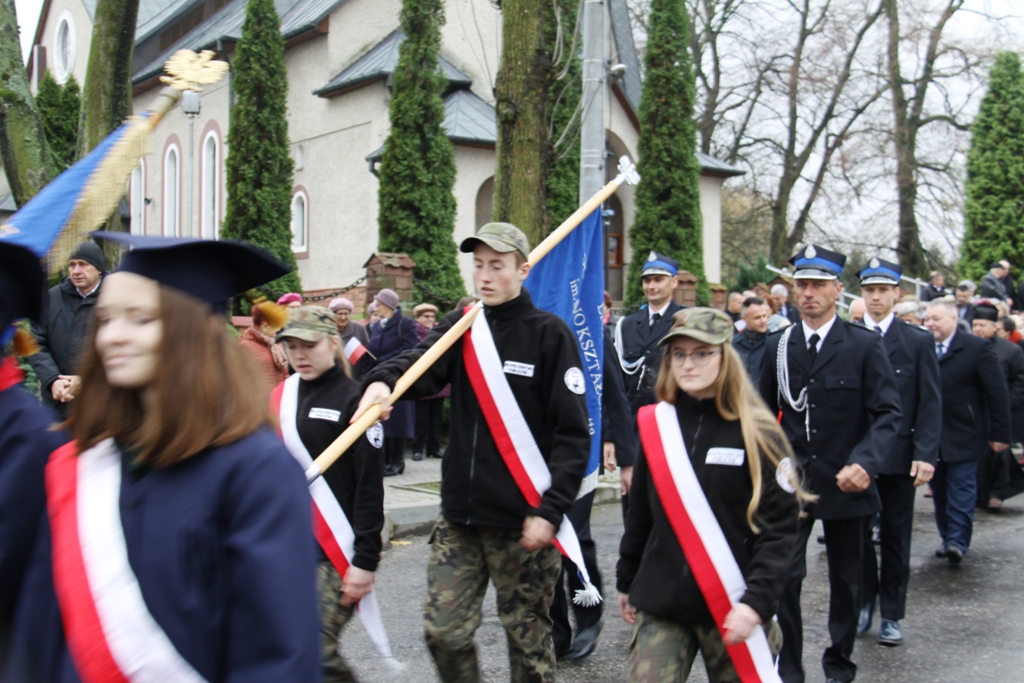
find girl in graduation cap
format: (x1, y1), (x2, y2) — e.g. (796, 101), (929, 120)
(2, 233), (320, 683)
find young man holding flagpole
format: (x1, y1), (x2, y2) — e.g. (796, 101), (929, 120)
(356, 222), (592, 683)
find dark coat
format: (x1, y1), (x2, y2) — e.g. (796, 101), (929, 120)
(919, 284), (948, 303)
(602, 326), (638, 467)
(617, 396), (799, 626)
(990, 335), (1024, 411)
(759, 319), (902, 520)
(1000, 274), (1016, 304)
(0, 360), (67, 660)
(957, 302), (977, 325)
(613, 301), (683, 414)
(981, 272), (1007, 300)
(2, 430), (321, 683)
(366, 309), (419, 439)
(877, 319), (942, 474)
(732, 330), (767, 381)
(779, 303), (802, 324)
(935, 331), (1011, 462)
(27, 278), (101, 411)
(363, 290), (590, 531)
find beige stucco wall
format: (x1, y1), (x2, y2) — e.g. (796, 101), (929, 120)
(700, 175), (723, 284)
(33, 0), (93, 90)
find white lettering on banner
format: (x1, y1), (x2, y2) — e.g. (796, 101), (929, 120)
(309, 407), (341, 422)
(705, 447), (746, 467)
(503, 361), (535, 378)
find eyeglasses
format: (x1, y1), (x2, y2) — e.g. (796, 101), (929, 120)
(669, 349), (722, 367)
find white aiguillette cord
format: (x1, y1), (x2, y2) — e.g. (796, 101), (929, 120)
(776, 325), (811, 441)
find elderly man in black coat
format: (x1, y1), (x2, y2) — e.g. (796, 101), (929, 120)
(923, 299), (1010, 563)
(970, 302), (1024, 509)
(854, 259), (941, 648)
(761, 245), (901, 683)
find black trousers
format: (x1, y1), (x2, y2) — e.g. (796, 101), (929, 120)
(977, 447), (1011, 504)
(862, 474), (915, 621)
(414, 398), (443, 456)
(778, 511), (868, 683)
(551, 490), (602, 651)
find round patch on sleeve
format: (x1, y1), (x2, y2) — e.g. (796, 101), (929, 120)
(564, 367), (586, 395)
(776, 457), (796, 494)
(366, 423), (384, 449)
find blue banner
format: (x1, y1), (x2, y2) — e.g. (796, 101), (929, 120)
(526, 208), (604, 497)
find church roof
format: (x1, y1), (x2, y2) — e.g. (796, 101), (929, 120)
(313, 28), (472, 98)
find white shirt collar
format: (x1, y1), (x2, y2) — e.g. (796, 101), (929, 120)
(648, 301), (671, 323)
(863, 311), (894, 335)
(938, 329), (955, 351)
(78, 277), (101, 298)
(802, 314), (837, 351)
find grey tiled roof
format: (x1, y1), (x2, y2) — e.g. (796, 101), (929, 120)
(365, 88), (498, 164)
(695, 152), (745, 177)
(314, 28), (472, 97)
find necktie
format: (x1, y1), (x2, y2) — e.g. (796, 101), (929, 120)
(875, 325), (883, 335)
(808, 333), (820, 364)
(936, 342), (944, 358)
(650, 312), (661, 328)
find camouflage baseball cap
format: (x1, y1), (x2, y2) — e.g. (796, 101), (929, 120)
(275, 306), (338, 343)
(658, 307), (734, 346)
(460, 222), (530, 260)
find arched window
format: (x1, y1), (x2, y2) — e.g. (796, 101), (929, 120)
(290, 189), (308, 254)
(201, 131), (219, 239)
(53, 11), (76, 83)
(163, 144), (180, 236)
(130, 159), (145, 235)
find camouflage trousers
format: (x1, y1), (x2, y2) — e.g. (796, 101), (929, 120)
(628, 611), (783, 683)
(424, 516), (562, 683)
(318, 560), (357, 683)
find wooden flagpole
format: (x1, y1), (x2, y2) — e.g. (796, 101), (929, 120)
(305, 157), (641, 483)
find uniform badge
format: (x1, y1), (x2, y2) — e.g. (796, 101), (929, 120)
(805, 245), (817, 259)
(564, 367), (586, 395)
(647, 251), (657, 262)
(366, 423), (384, 449)
(776, 457), (797, 494)
(869, 257), (880, 268)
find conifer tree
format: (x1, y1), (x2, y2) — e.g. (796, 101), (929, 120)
(36, 72), (80, 170)
(221, 0), (301, 295)
(626, 0), (704, 306)
(959, 51), (1024, 281)
(544, 0), (581, 228)
(377, 0), (465, 306)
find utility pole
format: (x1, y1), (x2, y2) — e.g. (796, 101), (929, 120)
(579, 0), (606, 204)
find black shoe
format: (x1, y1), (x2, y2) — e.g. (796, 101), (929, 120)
(564, 623), (601, 661)
(554, 641), (571, 661)
(412, 451), (423, 462)
(946, 544), (964, 564)
(428, 451), (443, 459)
(857, 600), (874, 635)
(383, 464), (399, 477)
(935, 543), (948, 558)
(816, 534), (826, 545)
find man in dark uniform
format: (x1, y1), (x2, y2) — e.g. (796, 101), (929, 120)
(760, 244), (901, 683)
(854, 258), (941, 648)
(612, 251), (684, 512)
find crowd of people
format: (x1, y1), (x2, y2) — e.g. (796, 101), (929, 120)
(1, 225), (1020, 683)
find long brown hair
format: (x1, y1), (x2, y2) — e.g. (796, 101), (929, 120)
(655, 340), (816, 532)
(66, 285), (272, 467)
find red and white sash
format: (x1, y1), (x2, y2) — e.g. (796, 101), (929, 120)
(46, 440), (208, 683)
(638, 402), (780, 683)
(271, 375), (394, 660)
(462, 309), (601, 606)
(344, 336), (369, 365)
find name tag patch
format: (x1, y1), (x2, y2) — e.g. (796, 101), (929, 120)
(705, 447), (745, 467)
(503, 361), (535, 378)
(308, 407), (341, 422)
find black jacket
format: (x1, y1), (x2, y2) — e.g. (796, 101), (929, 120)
(760, 319), (901, 519)
(363, 291), (590, 530)
(617, 395), (799, 626)
(919, 284), (947, 303)
(602, 326), (638, 467)
(876, 319), (942, 474)
(981, 272), (1006, 300)
(935, 331), (1011, 462)
(294, 364), (384, 571)
(957, 302), (977, 325)
(732, 330), (767, 381)
(613, 301), (683, 414)
(27, 278), (101, 409)
(990, 335), (1024, 412)
(779, 303), (801, 324)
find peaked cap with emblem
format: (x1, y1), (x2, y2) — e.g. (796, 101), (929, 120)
(856, 257), (902, 286)
(276, 306), (338, 343)
(641, 251), (680, 278)
(658, 307), (734, 346)
(788, 243), (846, 280)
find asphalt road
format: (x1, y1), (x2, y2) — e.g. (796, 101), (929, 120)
(338, 490), (1024, 682)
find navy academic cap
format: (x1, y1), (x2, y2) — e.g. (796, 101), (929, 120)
(91, 232), (291, 314)
(640, 251), (680, 277)
(0, 241), (44, 335)
(856, 257), (902, 286)
(788, 244), (846, 280)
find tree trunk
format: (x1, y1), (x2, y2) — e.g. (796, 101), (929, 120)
(0, 0), (57, 206)
(78, 0), (140, 154)
(493, 0), (551, 246)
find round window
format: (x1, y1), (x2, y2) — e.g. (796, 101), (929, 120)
(52, 11), (76, 83)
